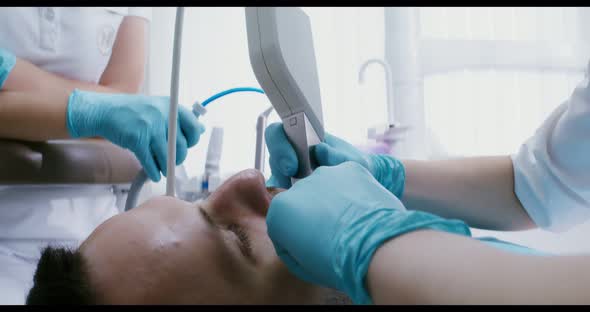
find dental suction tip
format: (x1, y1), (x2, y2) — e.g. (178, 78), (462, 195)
(192, 101), (207, 117)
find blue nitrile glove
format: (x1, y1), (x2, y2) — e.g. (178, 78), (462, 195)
(265, 122), (405, 197)
(0, 48), (16, 89)
(267, 162), (471, 304)
(66, 89), (205, 182)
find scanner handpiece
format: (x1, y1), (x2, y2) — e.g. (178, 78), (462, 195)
(245, 7), (325, 181)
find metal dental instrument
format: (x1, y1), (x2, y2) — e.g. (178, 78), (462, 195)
(255, 106), (274, 172)
(167, 7), (185, 197)
(245, 7), (325, 183)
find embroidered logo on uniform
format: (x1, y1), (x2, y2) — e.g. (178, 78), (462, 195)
(97, 24), (116, 56)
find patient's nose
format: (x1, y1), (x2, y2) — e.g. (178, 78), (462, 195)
(206, 169), (271, 219)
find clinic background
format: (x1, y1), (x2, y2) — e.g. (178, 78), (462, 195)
(144, 7), (589, 254)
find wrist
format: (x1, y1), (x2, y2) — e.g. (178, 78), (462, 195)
(368, 154), (406, 198)
(66, 89), (82, 138)
(338, 208), (471, 304)
(66, 89), (98, 138)
(0, 48), (16, 89)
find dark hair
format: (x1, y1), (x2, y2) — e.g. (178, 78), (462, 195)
(26, 246), (98, 305)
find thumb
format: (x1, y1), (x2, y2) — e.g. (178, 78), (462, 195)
(265, 174), (292, 189)
(265, 123), (298, 177)
(313, 142), (349, 167)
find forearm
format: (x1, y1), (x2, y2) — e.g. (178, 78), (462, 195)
(0, 61), (134, 142)
(401, 156), (535, 231)
(367, 230), (590, 304)
(2, 15), (148, 96)
(0, 16), (147, 142)
(2, 57), (127, 97)
(98, 16), (147, 93)
(0, 60), (115, 141)
(0, 91), (70, 140)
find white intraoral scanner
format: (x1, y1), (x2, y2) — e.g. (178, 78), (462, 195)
(245, 7), (325, 181)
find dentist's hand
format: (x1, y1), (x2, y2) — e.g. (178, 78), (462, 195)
(265, 122), (405, 197)
(66, 89), (205, 182)
(267, 162), (471, 304)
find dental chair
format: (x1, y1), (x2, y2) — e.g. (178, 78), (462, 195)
(0, 139), (141, 304)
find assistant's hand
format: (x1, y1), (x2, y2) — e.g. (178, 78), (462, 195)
(265, 122), (405, 197)
(66, 89), (205, 182)
(0, 48), (16, 89)
(267, 162), (471, 304)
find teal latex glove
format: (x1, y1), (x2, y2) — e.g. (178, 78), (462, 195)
(267, 162), (471, 304)
(265, 122), (405, 197)
(66, 89), (205, 182)
(0, 48), (16, 89)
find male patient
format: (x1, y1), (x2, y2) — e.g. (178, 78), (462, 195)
(25, 163), (544, 304)
(25, 169), (351, 305)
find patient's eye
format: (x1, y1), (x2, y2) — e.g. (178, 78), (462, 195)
(200, 207), (215, 225)
(227, 224), (254, 263)
(198, 207), (255, 263)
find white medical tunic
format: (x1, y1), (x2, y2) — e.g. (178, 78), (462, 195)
(512, 63), (590, 233)
(0, 7), (151, 83)
(0, 7), (151, 304)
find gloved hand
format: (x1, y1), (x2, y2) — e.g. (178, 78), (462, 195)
(0, 48), (16, 89)
(66, 89), (205, 182)
(265, 122), (405, 197)
(267, 162), (471, 304)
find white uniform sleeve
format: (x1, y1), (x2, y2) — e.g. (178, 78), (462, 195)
(511, 66), (590, 232)
(127, 7), (152, 22)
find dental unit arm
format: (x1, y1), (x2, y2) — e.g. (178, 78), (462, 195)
(245, 7), (325, 182)
(166, 7), (185, 197)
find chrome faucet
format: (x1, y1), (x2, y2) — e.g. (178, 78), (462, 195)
(359, 58), (409, 156)
(359, 58), (395, 126)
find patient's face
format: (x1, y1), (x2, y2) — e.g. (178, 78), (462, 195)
(80, 169), (334, 304)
